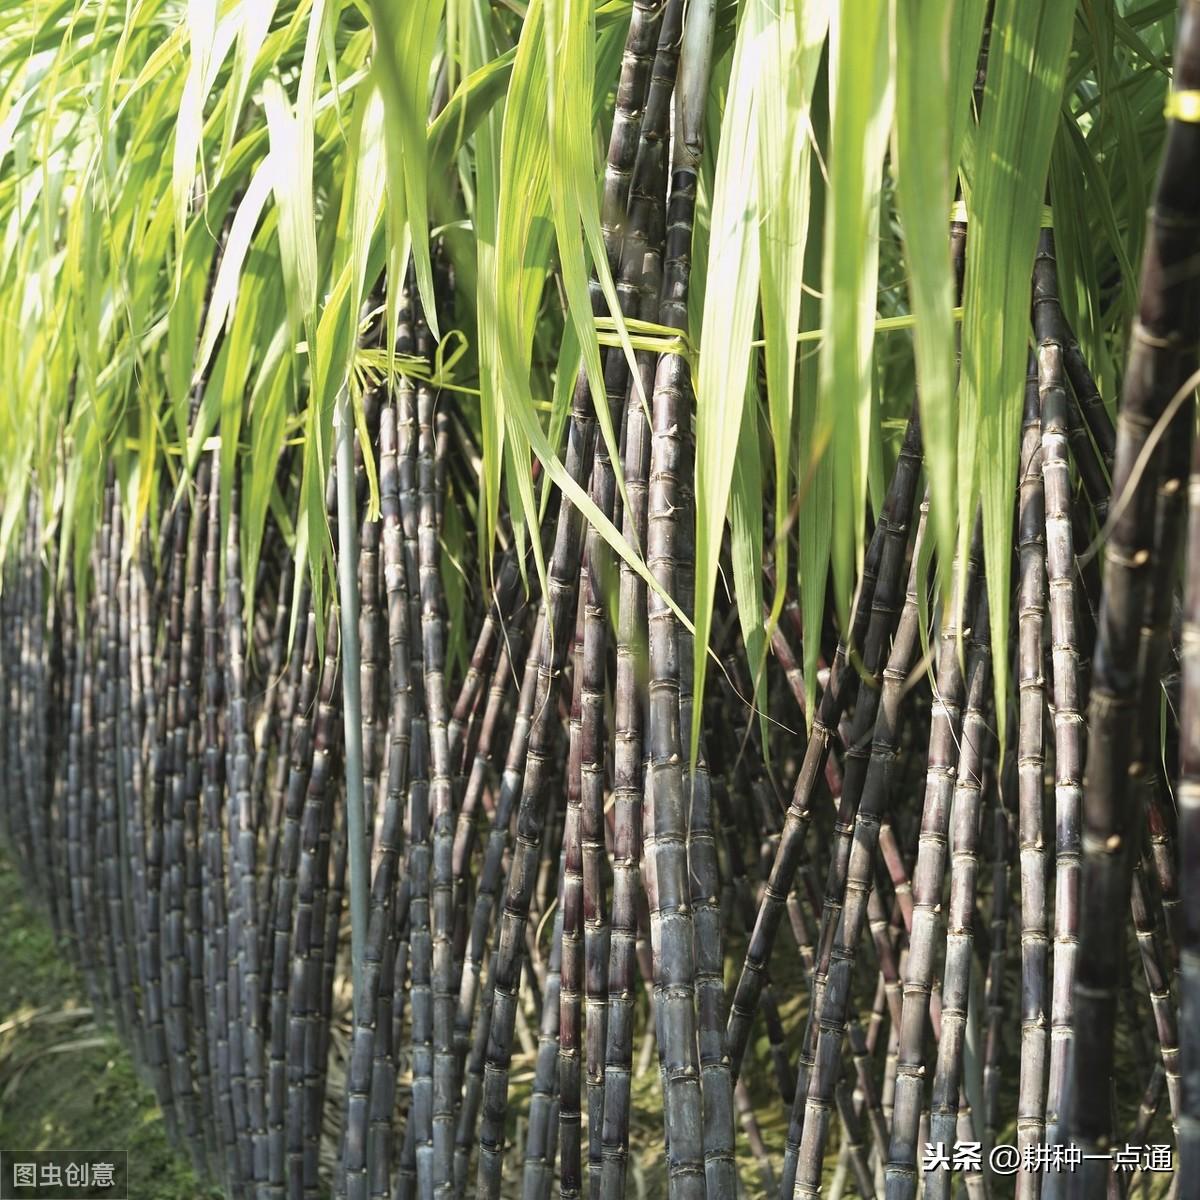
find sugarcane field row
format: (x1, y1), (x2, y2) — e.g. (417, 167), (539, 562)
(2, 0), (1200, 1198)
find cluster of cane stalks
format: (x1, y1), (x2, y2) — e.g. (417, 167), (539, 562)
(4, 4), (1200, 1200)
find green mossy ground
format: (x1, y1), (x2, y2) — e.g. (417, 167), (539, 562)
(0, 844), (219, 1200)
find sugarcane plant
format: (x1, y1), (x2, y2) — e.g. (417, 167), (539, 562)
(2, 0), (1200, 1198)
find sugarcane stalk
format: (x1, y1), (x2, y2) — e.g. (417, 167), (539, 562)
(475, 5), (678, 1186)
(883, 526), (983, 1200)
(454, 632), (541, 1072)
(1034, 230), (1087, 1181)
(562, 4), (683, 1192)
(117, 510), (150, 1069)
(1179, 227), (1200, 1190)
(225, 481), (268, 1190)
(1129, 857), (1181, 1124)
(527, 854), (568, 1200)
(198, 451), (237, 1188)
(559, 538), (596, 1200)
(257, 559), (298, 983)
(1070, 4), (1200, 1186)
(410, 302), (459, 1200)
(925, 594), (994, 1200)
(984, 750), (1017, 1158)
(792, 502), (929, 1196)
(1060, 326), (1117, 472)
(708, 724), (793, 1102)
(280, 597), (338, 1200)
(726, 409), (923, 1087)
(676, 434), (736, 1196)
(1012, 357), (1050, 1200)
(336, 379), (371, 1024)
(266, 597), (316, 1200)
(342, 363), (414, 1200)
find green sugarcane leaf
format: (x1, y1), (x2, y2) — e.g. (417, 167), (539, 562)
(243, 335), (292, 623)
(757, 0), (828, 633)
(262, 75), (318, 343)
(543, 0), (632, 527)
(194, 159), (273, 381)
(465, 0), (506, 588)
(427, 45), (518, 174)
(795, 62), (830, 722)
(731, 367), (766, 755)
(172, 0), (218, 273)
(494, 0), (554, 599)
(894, 0), (985, 595)
(218, 0), (281, 176)
(543, 318), (580, 523)
(958, 0), (1074, 751)
(367, 0), (446, 345)
(818, 0), (893, 632)
(692, 0), (766, 761)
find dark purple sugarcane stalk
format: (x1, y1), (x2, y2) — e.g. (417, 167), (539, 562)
(565, 2), (682, 1188)
(307, 648), (345, 1200)
(1132, 1063), (1167, 1149)
(199, 452), (237, 1188)
(925, 593), (993, 1200)
(1129, 857), (1181, 1123)
(1012, 358), (1049, 1200)
(67, 586), (105, 1012)
(1130, 178), (1192, 967)
(984, 750), (1017, 1155)
(648, 340), (710, 1200)
(374, 368), (415, 1198)
(257, 558), (298, 984)
(117, 513), (151, 1071)
(48, 552), (71, 942)
(726, 408), (923, 1086)
(526, 856), (568, 1200)
(266, 597), (316, 1200)
(1069, 4), (1200, 1187)
(449, 625), (526, 983)
(1062, 376), (1111, 527)
(559, 540), (596, 1200)
(98, 486), (135, 1043)
(410, 295), (457, 1200)
(535, 585), (585, 1198)
(446, 553), (523, 776)
(181, 467), (217, 1170)
(161, 461), (206, 1172)
(1060, 325), (1116, 472)
(763, 614), (845, 802)
(226, 482), (268, 1189)
(475, 9), (680, 1190)
(633, 2), (724, 1190)
(344, 372), (413, 1200)
(675, 429), (735, 1194)
(357, 385), (384, 859)
(392, 276), (437, 1200)
(790, 501), (929, 1197)
(1179, 181), (1200, 1188)
(883, 526), (984, 1200)
(453, 632), (540, 1070)
(1144, 780), (1182, 974)
(1033, 231), (1086, 1175)
(141, 508), (179, 1143)
(302, 630), (344, 1200)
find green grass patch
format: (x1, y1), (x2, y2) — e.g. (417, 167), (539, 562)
(0, 843), (219, 1200)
